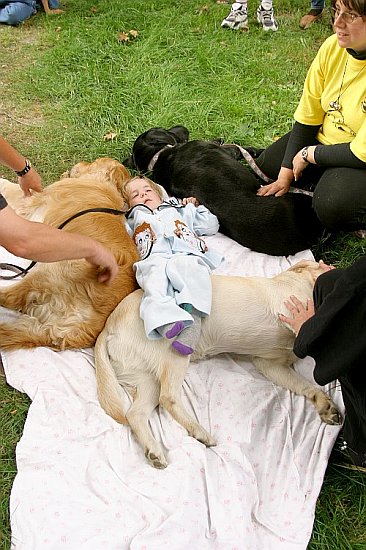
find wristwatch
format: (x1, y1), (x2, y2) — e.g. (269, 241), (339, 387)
(301, 146), (309, 163)
(15, 158), (31, 177)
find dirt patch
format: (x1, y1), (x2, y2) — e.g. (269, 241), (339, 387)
(0, 24), (46, 140)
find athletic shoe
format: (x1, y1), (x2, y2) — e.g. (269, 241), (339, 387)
(299, 9), (323, 29)
(221, 2), (249, 30)
(257, 5), (278, 31)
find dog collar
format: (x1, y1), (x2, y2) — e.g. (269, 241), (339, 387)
(147, 144), (174, 171)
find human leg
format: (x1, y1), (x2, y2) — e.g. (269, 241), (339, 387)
(135, 256), (193, 340)
(299, 0), (325, 29)
(166, 255), (212, 355)
(172, 306), (202, 355)
(257, 0), (278, 31)
(0, 1), (35, 25)
(313, 266), (366, 470)
(166, 255), (212, 316)
(312, 167), (366, 231)
(221, 1), (248, 30)
(339, 372), (366, 458)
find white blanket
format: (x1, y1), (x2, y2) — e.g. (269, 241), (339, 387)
(2, 234), (344, 550)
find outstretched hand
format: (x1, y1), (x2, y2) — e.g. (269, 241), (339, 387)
(278, 295), (315, 336)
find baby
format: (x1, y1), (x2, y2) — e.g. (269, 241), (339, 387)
(123, 176), (223, 355)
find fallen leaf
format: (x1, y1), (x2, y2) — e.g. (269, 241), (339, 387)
(103, 132), (118, 141)
(118, 32), (129, 42)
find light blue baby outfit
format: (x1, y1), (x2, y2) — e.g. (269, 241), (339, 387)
(126, 198), (223, 339)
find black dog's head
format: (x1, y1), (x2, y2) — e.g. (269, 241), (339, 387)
(123, 125), (189, 172)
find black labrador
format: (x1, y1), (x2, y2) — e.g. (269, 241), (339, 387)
(123, 125), (322, 256)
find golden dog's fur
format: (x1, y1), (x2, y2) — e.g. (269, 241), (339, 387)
(95, 260), (342, 468)
(0, 158), (139, 351)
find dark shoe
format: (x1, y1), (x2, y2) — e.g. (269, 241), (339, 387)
(299, 9), (323, 29)
(330, 438), (366, 473)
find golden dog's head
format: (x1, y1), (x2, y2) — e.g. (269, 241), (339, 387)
(62, 158), (131, 194)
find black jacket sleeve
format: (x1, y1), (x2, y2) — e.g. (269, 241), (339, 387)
(281, 121), (321, 169)
(314, 143), (366, 168)
(293, 256), (366, 385)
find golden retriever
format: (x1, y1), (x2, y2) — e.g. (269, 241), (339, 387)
(0, 158), (139, 351)
(95, 260), (342, 468)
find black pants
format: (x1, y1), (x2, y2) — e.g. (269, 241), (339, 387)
(314, 269), (366, 453)
(255, 132), (366, 231)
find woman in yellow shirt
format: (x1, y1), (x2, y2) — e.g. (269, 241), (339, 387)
(256, 0), (366, 233)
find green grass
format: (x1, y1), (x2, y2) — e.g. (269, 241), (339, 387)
(0, 0), (365, 547)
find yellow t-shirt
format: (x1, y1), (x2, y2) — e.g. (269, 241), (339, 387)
(294, 34), (366, 162)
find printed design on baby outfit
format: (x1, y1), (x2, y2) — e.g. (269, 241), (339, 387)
(174, 219), (208, 253)
(133, 222), (156, 260)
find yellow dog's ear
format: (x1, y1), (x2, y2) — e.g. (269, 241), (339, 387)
(287, 260), (328, 283)
(288, 260), (314, 273)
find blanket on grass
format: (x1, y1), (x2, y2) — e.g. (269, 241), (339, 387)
(1, 233), (344, 550)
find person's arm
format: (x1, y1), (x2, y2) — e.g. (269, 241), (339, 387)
(292, 141), (366, 181)
(0, 136), (42, 196)
(257, 122), (321, 197)
(190, 203), (220, 235)
(0, 205), (119, 284)
(40, 0), (64, 14)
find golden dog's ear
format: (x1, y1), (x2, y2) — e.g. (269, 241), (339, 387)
(68, 161), (90, 179)
(108, 165), (131, 192)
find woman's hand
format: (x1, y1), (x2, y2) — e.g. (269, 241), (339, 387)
(256, 167), (293, 197)
(278, 295), (315, 336)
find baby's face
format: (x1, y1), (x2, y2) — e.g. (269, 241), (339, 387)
(127, 178), (162, 209)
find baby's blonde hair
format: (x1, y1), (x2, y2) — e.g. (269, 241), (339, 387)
(122, 175), (165, 207)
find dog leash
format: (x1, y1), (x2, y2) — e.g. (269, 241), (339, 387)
(0, 207), (126, 280)
(233, 145), (273, 183)
(231, 145), (314, 196)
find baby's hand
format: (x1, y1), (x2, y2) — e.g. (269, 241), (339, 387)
(182, 197), (199, 206)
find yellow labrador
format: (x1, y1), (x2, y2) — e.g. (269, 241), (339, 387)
(95, 260), (342, 468)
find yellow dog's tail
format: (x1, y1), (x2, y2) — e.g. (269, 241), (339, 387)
(94, 329), (128, 425)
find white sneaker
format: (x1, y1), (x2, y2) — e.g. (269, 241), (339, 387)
(257, 5), (278, 31)
(221, 2), (249, 30)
